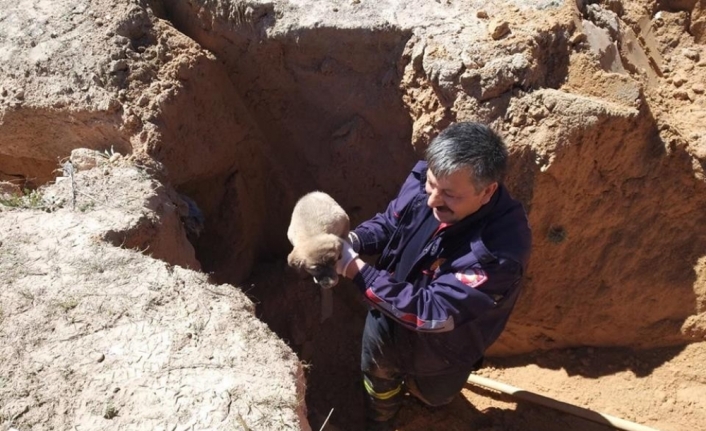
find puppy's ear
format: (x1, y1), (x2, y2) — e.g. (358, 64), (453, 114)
(287, 249), (306, 270)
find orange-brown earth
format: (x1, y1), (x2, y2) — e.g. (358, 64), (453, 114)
(1, 0), (705, 430)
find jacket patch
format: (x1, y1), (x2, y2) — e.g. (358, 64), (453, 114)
(455, 268), (488, 288)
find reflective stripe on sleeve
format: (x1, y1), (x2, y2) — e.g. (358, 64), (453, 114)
(365, 288), (455, 332)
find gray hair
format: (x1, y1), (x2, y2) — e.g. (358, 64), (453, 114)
(425, 122), (508, 191)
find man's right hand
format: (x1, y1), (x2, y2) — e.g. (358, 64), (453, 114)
(335, 240), (359, 276)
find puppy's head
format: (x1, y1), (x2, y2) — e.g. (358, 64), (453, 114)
(287, 233), (343, 289)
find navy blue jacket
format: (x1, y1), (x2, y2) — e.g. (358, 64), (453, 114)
(352, 161), (532, 375)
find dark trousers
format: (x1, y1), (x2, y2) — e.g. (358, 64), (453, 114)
(361, 309), (481, 422)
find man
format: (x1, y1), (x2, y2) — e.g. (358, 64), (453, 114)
(334, 122), (532, 428)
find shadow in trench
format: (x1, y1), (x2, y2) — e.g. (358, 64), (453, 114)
(160, 5), (423, 428)
(244, 260), (370, 431)
(486, 344), (687, 379)
(463, 384), (623, 431)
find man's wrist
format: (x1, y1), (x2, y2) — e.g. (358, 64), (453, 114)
(344, 257), (365, 279)
(347, 231), (361, 253)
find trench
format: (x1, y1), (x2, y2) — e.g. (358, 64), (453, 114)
(1, 1), (706, 429)
(148, 2), (703, 430)
(152, 3), (420, 429)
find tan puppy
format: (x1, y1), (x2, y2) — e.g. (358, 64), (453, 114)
(287, 191), (350, 289)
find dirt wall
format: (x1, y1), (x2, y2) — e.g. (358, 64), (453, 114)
(2, 0), (706, 420)
(150, 0), (706, 353)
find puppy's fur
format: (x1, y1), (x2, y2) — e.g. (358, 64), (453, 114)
(287, 191), (350, 288)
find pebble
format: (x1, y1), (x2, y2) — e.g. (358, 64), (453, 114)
(692, 83), (704, 94)
(682, 48), (700, 62)
(672, 76), (687, 87)
(94, 352), (105, 363)
(673, 89), (689, 100)
(111, 60), (128, 72)
(477, 10), (488, 19)
(570, 32), (587, 45)
(489, 19), (510, 40)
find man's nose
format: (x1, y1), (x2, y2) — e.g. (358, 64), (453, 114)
(427, 190), (443, 207)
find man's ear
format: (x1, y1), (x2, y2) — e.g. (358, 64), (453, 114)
(480, 182), (498, 205)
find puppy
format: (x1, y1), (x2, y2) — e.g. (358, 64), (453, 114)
(287, 191), (350, 289)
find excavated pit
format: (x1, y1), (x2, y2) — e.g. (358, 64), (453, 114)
(152, 1), (706, 429)
(3, 0), (706, 430)
(155, 6), (419, 428)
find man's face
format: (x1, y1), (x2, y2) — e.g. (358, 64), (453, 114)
(425, 168), (498, 224)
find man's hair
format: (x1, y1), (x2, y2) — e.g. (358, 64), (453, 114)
(425, 122), (508, 191)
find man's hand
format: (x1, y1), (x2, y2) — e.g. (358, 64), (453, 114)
(335, 240), (359, 276)
(347, 231), (361, 252)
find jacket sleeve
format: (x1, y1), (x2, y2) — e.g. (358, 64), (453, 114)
(352, 161), (427, 255)
(352, 258), (523, 332)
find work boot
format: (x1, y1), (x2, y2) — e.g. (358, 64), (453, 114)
(362, 375), (403, 423)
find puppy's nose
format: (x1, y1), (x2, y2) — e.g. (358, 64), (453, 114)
(315, 276), (338, 289)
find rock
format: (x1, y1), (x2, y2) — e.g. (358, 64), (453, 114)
(488, 19), (510, 40)
(683, 48), (700, 62)
(673, 89), (690, 100)
(673, 75), (687, 87)
(111, 59), (129, 72)
(570, 32), (587, 45)
(0, 181), (22, 197)
(70, 148), (108, 171)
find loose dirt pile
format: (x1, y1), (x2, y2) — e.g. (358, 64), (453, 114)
(1, 0), (706, 430)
